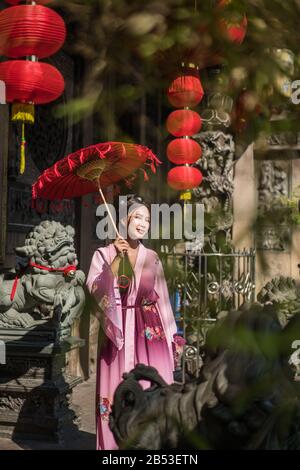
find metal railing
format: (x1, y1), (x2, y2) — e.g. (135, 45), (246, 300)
(161, 248), (256, 381)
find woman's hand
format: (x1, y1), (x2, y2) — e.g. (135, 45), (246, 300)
(111, 237), (129, 276)
(113, 237), (129, 258)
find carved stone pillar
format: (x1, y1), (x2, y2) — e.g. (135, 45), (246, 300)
(193, 128), (235, 252)
(192, 68), (235, 252)
(0, 328), (84, 441)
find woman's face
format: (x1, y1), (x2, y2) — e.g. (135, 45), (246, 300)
(127, 205), (150, 240)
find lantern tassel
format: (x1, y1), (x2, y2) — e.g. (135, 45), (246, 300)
(12, 103), (35, 124)
(11, 103), (34, 175)
(20, 122), (26, 175)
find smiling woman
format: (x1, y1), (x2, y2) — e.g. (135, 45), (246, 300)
(86, 194), (180, 450)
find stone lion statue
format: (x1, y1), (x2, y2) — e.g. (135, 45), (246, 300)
(0, 220), (85, 331)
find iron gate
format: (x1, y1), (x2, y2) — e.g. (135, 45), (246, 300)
(161, 248), (256, 381)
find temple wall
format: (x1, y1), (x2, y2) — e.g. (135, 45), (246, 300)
(232, 143), (256, 251)
(233, 138), (300, 294)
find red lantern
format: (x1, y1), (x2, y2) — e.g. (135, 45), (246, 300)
(1, 0), (65, 175)
(6, 0), (52, 4)
(167, 166), (203, 190)
(0, 5), (66, 59)
(167, 75), (204, 108)
(217, 0), (247, 44)
(167, 138), (202, 165)
(219, 15), (247, 44)
(167, 109), (202, 137)
(0, 60), (65, 104)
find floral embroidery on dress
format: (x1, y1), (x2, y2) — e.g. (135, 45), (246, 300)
(141, 296), (158, 313)
(142, 325), (165, 341)
(97, 396), (111, 421)
(142, 304), (157, 313)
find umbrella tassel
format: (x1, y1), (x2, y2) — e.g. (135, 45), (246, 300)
(20, 122), (26, 175)
(140, 168), (149, 181)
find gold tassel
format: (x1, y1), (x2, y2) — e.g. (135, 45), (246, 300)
(11, 103), (34, 175)
(12, 103), (35, 124)
(20, 122), (26, 175)
(180, 190), (192, 201)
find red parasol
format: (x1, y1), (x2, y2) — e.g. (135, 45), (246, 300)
(32, 141), (161, 237)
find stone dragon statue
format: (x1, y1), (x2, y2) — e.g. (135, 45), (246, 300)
(0, 221), (85, 330)
(109, 302), (300, 450)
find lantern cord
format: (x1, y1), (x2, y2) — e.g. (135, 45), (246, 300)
(20, 122), (26, 175)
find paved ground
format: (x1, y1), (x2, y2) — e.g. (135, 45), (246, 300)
(0, 375), (96, 450)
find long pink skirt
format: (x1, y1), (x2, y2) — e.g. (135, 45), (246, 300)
(95, 301), (175, 450)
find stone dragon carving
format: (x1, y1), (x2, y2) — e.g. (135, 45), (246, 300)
(257, 276), (300, 327)
(0, 221), (85, 330)
(109, 303), (300, 450)
(193, 131), (235, 212)
(192, 131), (235, 253)
(257, 276), (300, 378)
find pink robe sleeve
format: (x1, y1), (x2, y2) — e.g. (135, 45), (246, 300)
(86, 248), (124, 350)
(154, 258), (178, 350)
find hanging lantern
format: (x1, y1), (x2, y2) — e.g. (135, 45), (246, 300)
(217, 0), (247, 45)
(6, 0), (52, 4)
(167, 166), (203, 191)
(0, 0), (66, 175)
(166, 64), (204, 195)
(167, 138), (202, 165)
(0, 5), (66, 59)
(167, 75), (204, 108)
(0, 60), (64, 174)
(0, 61), (65, 104)
(219, 15), (247, 44)
(167, 109), (202, 137)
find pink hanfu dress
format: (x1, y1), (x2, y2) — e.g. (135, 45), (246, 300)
(86, 242), (178, 450)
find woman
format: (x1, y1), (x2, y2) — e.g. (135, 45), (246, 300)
(86, 195), (179, 450)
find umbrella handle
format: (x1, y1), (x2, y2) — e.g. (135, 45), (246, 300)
(97, 184), (121, 239)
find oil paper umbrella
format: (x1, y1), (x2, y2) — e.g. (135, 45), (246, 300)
(32, 141), (161, 290)
(32, 141), (161, 237)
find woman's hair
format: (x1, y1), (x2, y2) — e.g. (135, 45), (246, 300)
(117, 194), (150, 231)
(126, 194), (150, 217)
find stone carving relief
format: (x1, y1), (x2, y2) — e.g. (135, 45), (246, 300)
(8, 183), (75, 232)
(256, 160), (290, 251)
(256, 226), (290, 252)
(0, 358), (50, 380)
(258, 161), (288, 212)
(200, 93), (233, 131)
(192, 131), (235, 252)
(266, 132), (300, 147)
